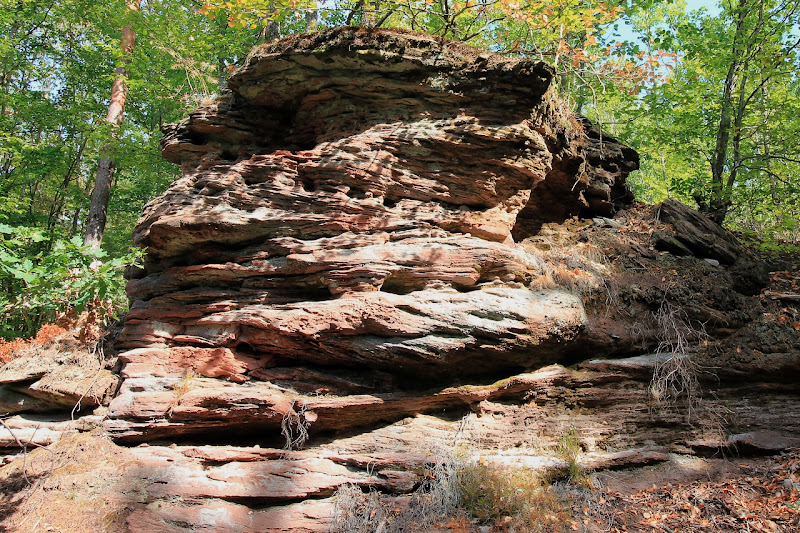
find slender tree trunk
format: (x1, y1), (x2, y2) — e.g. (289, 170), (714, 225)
(305, 2), (317, 31)
(710, 2), (747, 190)
(261, 2), (280, 41)
(214, 14), (229, 92)
(266, 19), (280, 41)
(47, 136), (87, 235)
(704, 0), (752, 224)
(729, 66), (749, 190)
(84, 0), (141, 248)
(218, 57), (228, 92)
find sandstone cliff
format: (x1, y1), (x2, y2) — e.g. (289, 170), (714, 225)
(1, 27), (798, 533)
(118, 26), (634, 399)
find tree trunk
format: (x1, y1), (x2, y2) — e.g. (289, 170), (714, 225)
(704, 0), (750, 224)
(305, 3), (317, 31)
(84, 0), (141, 248)
(261, 2), (280, 42)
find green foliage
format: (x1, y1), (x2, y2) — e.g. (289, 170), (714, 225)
(0, 0), (797, 337)
(0, 0), (260, 252)
(0, 224), (144, 339)
(0, 1), (267, 339)
(604, 0), (800, 231)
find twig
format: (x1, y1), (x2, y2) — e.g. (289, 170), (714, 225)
(763, 290), (800, 302)
(70, 342), (106, 420)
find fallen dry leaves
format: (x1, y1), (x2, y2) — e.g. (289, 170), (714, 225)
(573, 450), (800, 532)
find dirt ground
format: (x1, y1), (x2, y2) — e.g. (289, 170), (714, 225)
(0, 431), (137, 533)
(1, 432), (798, 532)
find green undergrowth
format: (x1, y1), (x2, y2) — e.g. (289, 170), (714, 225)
(0, 225), (143, 340)
(555, 426), (586, 485)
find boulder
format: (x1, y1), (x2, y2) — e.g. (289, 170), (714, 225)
(656, 198), (742, 264)
(100, 34), (799, 532)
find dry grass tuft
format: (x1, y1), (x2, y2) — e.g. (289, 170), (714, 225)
(521, 239), (610, 297)
(329, 484), (389, 533)
(457, 459), (573, 531)
(330, 450), (576, 532)
(554, 427), (586, 485)
(166, 370), (196, 417)
(330, 452), (461, 532)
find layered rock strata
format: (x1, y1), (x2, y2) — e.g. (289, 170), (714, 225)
(109, 27), (642, 441)
(90, 28), (800, 532)
(101, 350), (799, 531)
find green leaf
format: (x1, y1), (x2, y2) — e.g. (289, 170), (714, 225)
(13, 270), (37, 284)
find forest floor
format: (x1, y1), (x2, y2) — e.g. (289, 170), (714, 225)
(572, 449), (800, 532)
(0, 431), (798, 532)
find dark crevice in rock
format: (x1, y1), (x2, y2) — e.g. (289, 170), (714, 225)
(512, 119), (639, 241)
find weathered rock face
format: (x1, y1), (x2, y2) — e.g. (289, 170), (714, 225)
(116, 27), (638, 388)
(92, 33), (799, 533)
(2, 29), (799, 533)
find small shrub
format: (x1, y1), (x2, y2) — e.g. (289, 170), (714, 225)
(555, 427), (585, 485)
(0, 224), (143, 341)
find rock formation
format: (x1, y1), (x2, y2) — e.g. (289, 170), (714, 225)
(2, 27), (798, 533)
(107, 26), (643, 441)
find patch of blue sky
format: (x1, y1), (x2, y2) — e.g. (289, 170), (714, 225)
(607, 1), (721, 45)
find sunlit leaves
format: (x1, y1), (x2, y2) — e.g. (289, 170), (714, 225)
(201, 0), (317, 29)
(0, 224), (143, 339)
(614, 0), (800, 238)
